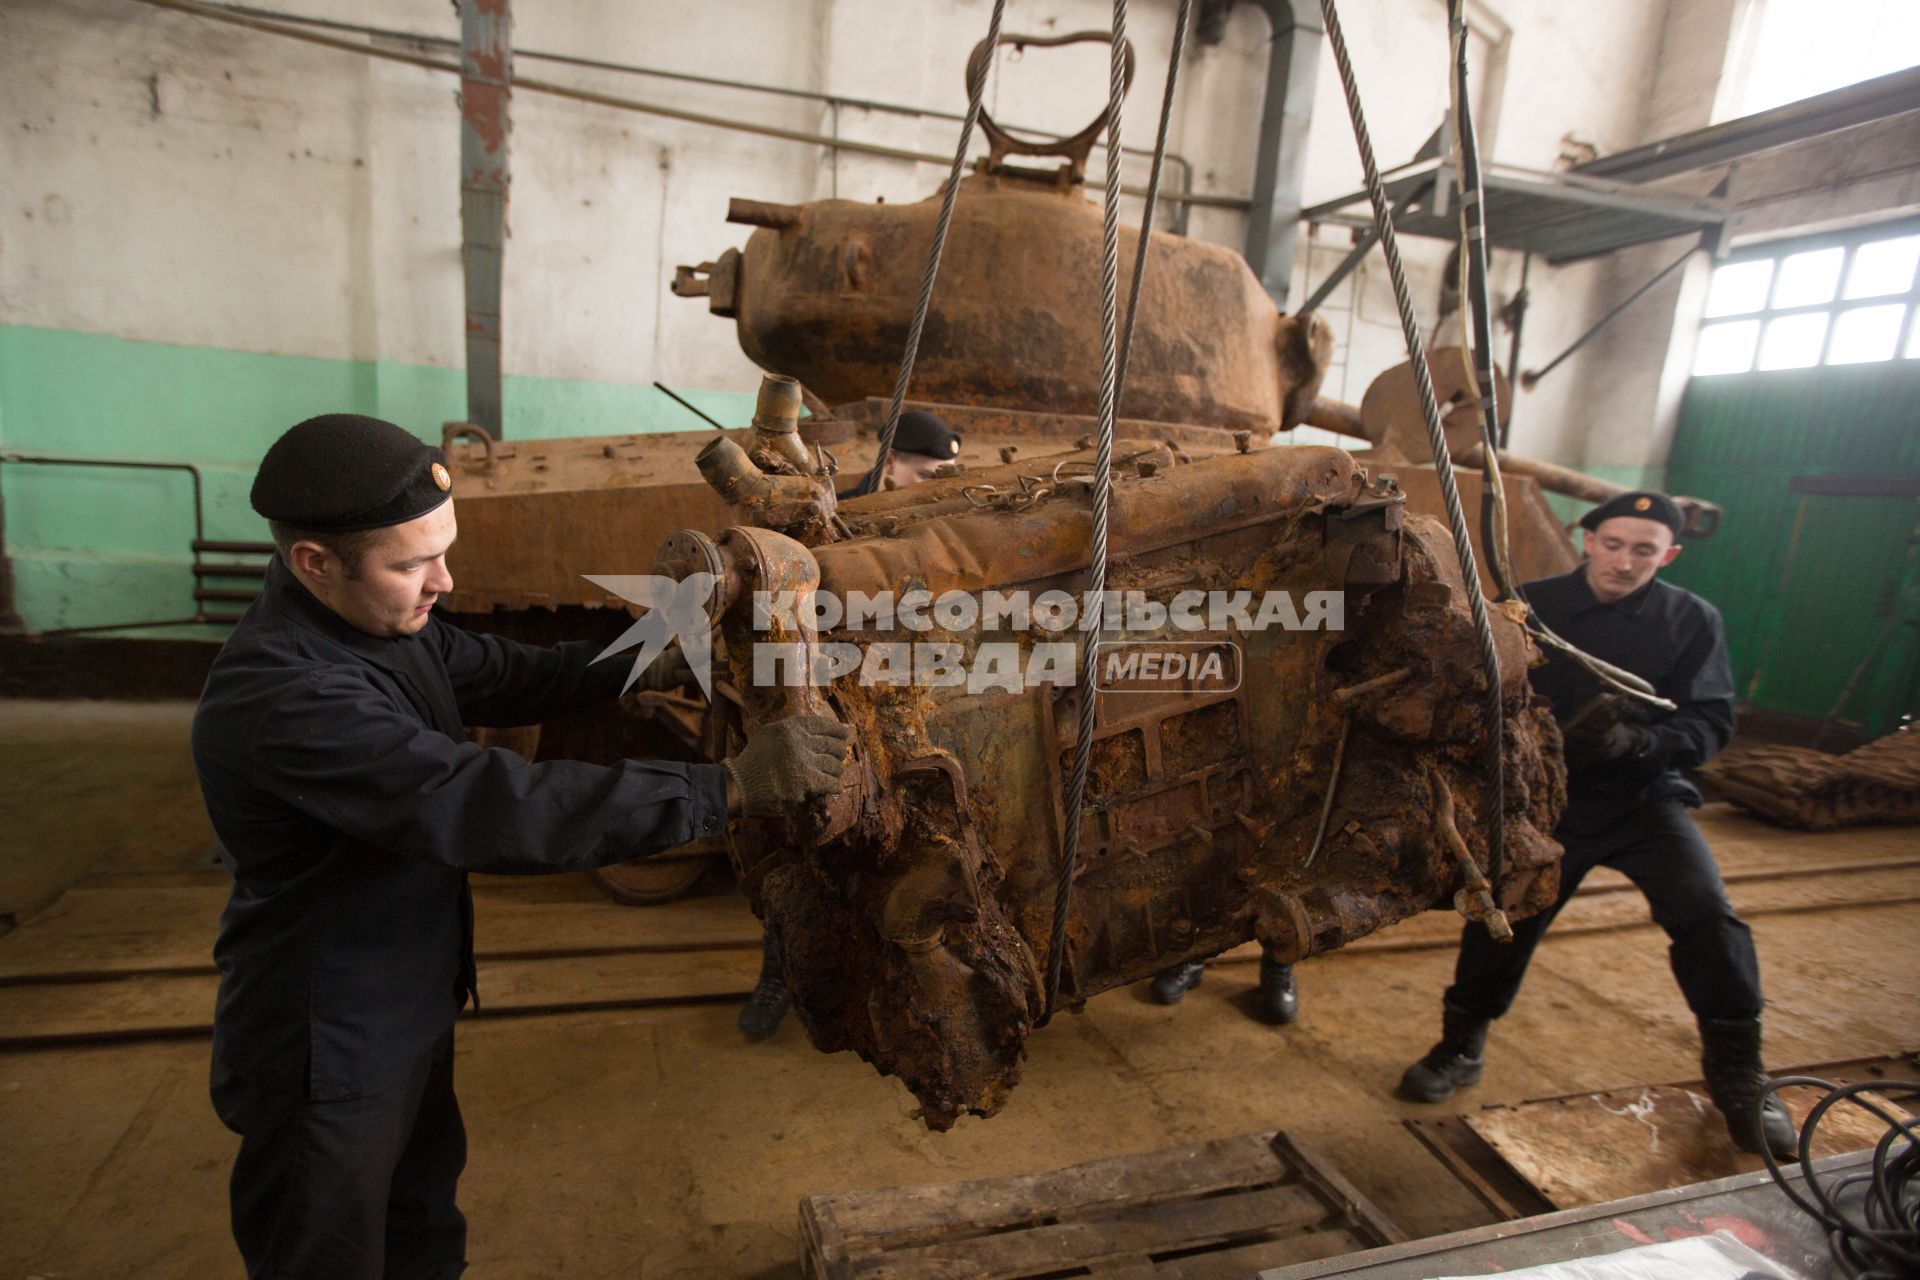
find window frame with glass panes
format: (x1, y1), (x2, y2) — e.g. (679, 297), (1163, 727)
(1693, 218), (1920, 377)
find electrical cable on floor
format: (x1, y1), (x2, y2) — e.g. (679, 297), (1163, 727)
(857, 0), (1007, 497)
(1041, 0), (1143, 1025)
(1317, 0), (1507, 902)
(1758, 1075), (1920, 1279)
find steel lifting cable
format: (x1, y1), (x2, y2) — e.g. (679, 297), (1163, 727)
(857, 0), (1008, 497)
(1317, 0), (1509, 901)
(1442, 1), (1672, 715)
(1445, 0), (1516, 603)
(1115, 0), (1192, 401)
(1042, 0), (1172, 1023)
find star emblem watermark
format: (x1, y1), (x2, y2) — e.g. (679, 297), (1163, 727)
(583, 573), (720, 697)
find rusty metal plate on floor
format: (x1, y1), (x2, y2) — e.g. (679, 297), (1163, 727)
(1462, 1083), (1910, 1210)
(1258, 1153), (1868, 1280)
(798, 1130), (1403, 1279)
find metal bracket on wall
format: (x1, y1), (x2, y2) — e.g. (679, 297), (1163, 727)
(1518, 240), (1702, 388)
(0, 454), (272, 638)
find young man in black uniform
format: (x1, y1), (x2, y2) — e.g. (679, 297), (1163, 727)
(1397, 490), (1794, 1157)
(736, 409), (965, 1041)
(193, 414), (852, 1279)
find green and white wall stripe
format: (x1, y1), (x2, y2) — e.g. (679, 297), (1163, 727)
(0, 324), (752, 634)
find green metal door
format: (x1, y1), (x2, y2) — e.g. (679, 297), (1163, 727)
(1663, 360), (1920, 737)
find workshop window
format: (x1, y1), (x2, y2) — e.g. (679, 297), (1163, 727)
(1693, 225), (1920, 376)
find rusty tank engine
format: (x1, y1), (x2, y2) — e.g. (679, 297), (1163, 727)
(666, 105), (1624, 597)
(674, 172), (1332, 437)
(645, 374), (1566, 1129)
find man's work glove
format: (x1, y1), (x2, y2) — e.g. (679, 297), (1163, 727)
(619, 641), (697, 700)
(1563, 717), (1653, 770)
(726, 715), (853, 818)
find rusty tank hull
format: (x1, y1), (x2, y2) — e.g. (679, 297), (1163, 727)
(658, 437), (1566, 1129)
(676, 175), (1334, 433)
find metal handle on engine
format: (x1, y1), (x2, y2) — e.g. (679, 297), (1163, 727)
(967, 31), (1137, 182)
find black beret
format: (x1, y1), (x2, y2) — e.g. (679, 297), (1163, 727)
(1579, 490), (1684, 538)
(251, 414), (453, 532)
(894, 410), (963, 460)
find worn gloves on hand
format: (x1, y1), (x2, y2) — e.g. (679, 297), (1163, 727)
(619, 641), (697, 700)
(1563, 718), (1652, 769)
(727, 715), (853, 817)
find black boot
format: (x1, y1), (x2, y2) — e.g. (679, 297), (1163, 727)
(1398, 1002), (1490, 1103)
(1259, 957), (1299, 1025)
(737, 932), (790, 1041)
(1699, 1016), (1796, 1157)
(1150, 961), (1205, 1005)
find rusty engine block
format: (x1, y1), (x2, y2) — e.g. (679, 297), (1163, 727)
(652, 376), (1566, 1129)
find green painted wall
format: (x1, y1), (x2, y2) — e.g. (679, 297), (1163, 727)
(0, 325), (756, 635)
(1662, 360), (1920, 737)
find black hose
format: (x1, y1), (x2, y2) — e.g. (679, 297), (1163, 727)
(1758, 1075), (1920, 1278)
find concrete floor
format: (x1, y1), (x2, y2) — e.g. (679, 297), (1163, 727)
(2, 699), (1917, 1279)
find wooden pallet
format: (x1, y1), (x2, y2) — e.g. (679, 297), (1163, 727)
(798, 1130), (1403, 1280)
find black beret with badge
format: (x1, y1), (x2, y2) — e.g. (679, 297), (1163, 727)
(1578, 489), (1685, 538)
(250, 414), (454, 532)
(893, 409), (963, 460)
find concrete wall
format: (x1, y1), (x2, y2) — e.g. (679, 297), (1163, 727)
(0, 0), (1741, 630)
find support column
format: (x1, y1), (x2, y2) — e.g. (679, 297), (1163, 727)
(459, 0), (511, 438)
(1237, 0), (1323, 311)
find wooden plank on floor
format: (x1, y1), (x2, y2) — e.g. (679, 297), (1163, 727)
(851, 1185), (1328, 1279)
(1463, 1082), (1913, 1210)
(802, 1132), (1398, 1280)
(819, 1132), (1291, 1248)
(0, 946), (763, 1048)
(0, 883), (762, 982)
(1401, 1114), (1558, 1221)
(1153, 1225), (1380, 1278)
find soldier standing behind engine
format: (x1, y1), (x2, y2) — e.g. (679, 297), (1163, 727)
(1397, 490), (1795, 1158)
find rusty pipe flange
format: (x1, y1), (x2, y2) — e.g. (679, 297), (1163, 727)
(966, 31), (1137, 182)
(653, 529), (735, 625)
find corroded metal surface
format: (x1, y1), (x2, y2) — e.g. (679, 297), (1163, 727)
(440, 428), (731, 612)
(662, 440), (1566, 1128)
(1357, 348), (1511, 465)
(829, 397), (1246, 460)
(1386, 468), (1577, 593)
(1702, 731), (1920, 830)
(1356, 348), (1721, 540)
(674, 173), (1334, 432)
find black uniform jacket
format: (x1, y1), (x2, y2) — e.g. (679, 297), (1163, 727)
(1520, 567), (1735, 835)
(191, 561), (729, 1100)
(837, 472), (878, 501)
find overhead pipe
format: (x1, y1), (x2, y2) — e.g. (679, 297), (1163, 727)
(131, 0), (1236, 212)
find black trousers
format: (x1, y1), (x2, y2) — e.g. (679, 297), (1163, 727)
(1445, 799), (1762, 1023)
(211, 1032), (468, 1280)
